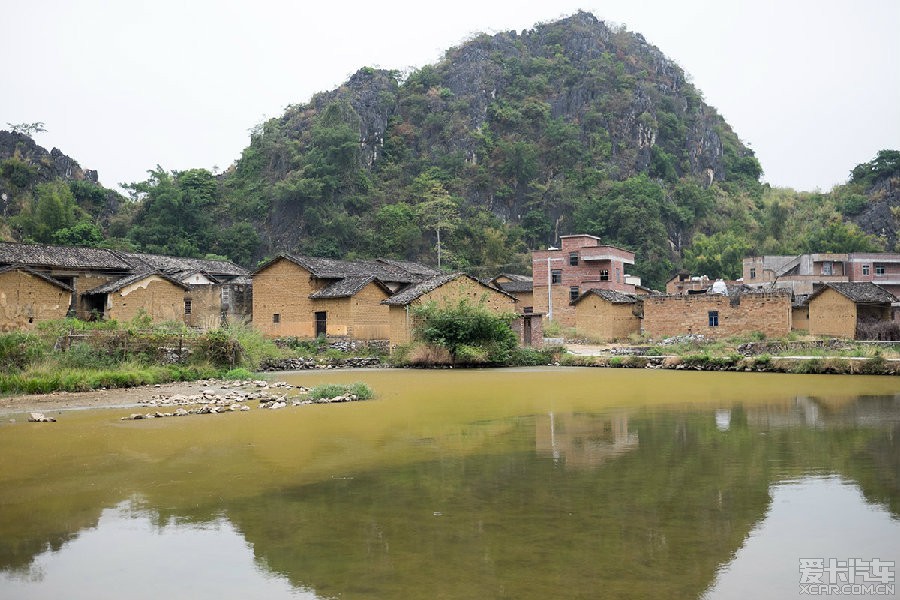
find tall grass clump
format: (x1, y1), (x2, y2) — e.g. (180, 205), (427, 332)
(309, 382), (374, 400)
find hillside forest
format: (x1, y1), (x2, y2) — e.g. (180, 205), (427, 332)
(1, 12), (898, 290)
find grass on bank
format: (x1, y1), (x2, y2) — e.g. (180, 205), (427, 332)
(0, 316), (388, 395)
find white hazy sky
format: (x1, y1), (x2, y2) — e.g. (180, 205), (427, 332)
(3, 0), (898, 193)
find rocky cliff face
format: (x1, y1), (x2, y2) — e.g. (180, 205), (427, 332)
(0, 131), (98, 191)
(237, 12), (754, 236)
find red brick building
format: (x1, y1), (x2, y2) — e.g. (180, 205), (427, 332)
(532, 235), (636, 327)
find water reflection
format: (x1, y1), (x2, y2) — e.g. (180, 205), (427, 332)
(0, 500), (315, 600)
(0, 369), (898, 599)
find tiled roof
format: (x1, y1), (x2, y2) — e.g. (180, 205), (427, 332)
(807, 282), (897, 305)
(258, 253), (437, 284)
(382, 273), (515, 306)
(574, 288), (638, 305)
(0, 265), (74, 292)
(309, 276), (390, 299)
(496, 273), (533, 283)
(382, 273), (462, 305)
(375, 258), (441, 279)
(0, 242), (130, 271)
(496, 280), (533, 293)
(84, 271), (189, 295)
(118, 251), (248, 278)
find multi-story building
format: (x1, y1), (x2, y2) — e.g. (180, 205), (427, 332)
(532, 234), (637, 327)
(744, 253), (900, 298)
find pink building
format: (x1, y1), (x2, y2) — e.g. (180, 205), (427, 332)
(532, 234), (636, 326)
(744, 253), (900, 299)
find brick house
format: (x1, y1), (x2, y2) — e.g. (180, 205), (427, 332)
(532, 235), (637, 327)
(642, 288), (792, 339)
(0, 242), (251, 328)
(252, 254), (439, 339)
(382, 273), (518, 346)
(744, 252), (900, 297)
(490, 274), (534, 313)
(572, 289), (641, 341)
(803, 282), (896, 339)
(0, 265), (73, 331)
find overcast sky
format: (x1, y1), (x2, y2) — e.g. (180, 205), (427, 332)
(3, 0), (898, 193)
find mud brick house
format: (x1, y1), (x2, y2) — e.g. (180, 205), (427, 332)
(490, 274), (534, 313)
(0, 242), (251, 328)
(382, 272), (518, 346)
(117, 252), (252, 328)
(803, 282), (897, 340)
(0, 265), (73, 331)
(252, 254), (440, 339)
(82, 272), (189, 323)
(642, 287), (792, 339)
(532, 235), (637, 327)
(572, 289), (641, 341)
(744, 252), (900, 298)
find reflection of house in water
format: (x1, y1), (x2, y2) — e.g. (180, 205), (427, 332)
(743, 394), (900, 429)
(535, 412), (638, 467)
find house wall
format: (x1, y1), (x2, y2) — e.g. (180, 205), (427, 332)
(791, 305), (809, 331)
(0, 270), (72, 331)
(388, 278), (517, 346)
(71, 272), (121, 319)
(532, 237), (635, 327)
(642, 293), (791, 339)
(346, 284), (391, 339)
(185, 285), (224, 330)
(510, 314), (544, 347)
(252, 259), (325, 337)
(105, 277), (186, 323)
(575, 297), (640, 341)
(807, 289), (858, 339)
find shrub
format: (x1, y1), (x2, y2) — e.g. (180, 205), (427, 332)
(224, 367), (254, 380)
(0, 332), (47, 371)
(413, 299), (518, 365)
(309, 382), (373, 401)
(195, 330), (243, 368)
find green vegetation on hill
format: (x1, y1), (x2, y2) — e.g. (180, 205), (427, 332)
(1, 15), (897, 288)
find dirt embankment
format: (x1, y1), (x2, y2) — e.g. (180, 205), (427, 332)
(0, 381), (229, 415)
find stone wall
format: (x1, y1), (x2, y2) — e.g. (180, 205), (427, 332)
(0, 270), (71, 331)
(642, 292), (791, 339)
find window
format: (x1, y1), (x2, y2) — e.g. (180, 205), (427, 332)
(749, 267), (756, 279)
(184, 299), (192, 315)
(863, 264), (870, 276)
(569, 252), (579, 266)
(708, 311), (719, 327)
(600, 269), (609, 281)
(551, 269), (562, 284)
(523, 306), (533, 314)
(876, 265), (886, 276)
(569, 286), (580, 302)
(822, 261), (833, 275)
(272, 313), (280, 324)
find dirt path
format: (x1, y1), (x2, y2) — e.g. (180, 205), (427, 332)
(0, 380), (237, 415)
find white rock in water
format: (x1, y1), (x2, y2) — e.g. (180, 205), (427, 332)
(28, 412), (56, 422)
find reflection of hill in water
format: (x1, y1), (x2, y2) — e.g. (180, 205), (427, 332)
(0, 392), (898, 599)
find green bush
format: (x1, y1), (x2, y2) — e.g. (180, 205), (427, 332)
(309, 382), (374, 400)
(195, 330), (243, 367)
(0, 332), (47, 371)
(224, 367), (254, 380)
(413, 299), (518, 365)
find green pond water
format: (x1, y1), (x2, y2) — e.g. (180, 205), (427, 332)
(0, 368), (898, 599)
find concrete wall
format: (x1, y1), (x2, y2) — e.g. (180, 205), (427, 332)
(643, 292), (791, 339)
(575, 297), (640, 341)
(0, 270), (72, 331)
(105, 276), (186, 323)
